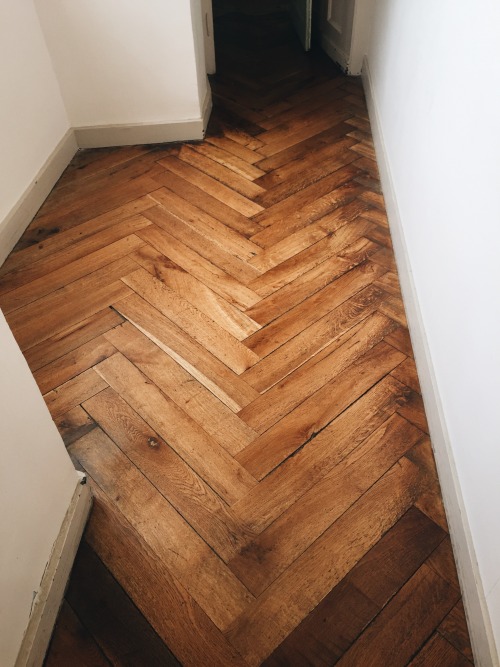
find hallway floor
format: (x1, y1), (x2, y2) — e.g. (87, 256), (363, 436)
(1, 3), (474, 665)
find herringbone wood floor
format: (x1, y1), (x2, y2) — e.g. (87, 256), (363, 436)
(2, 2), (474, 665)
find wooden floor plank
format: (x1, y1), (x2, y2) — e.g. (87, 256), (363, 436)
(226, 458), (421, 665)
(264, 508), (447, 666)
(83, 388), (255, 561)
(4, 5), (473, 663)
(104, 322), (258, 455)
(84, 487), (248, 667)
(335, 563), (459, 667)
(157, 156), (264, 217)
(94, 354), (257, 505)
(60, 543), (181, 667)
(122, 268), (260, 374)
(71, 429), (254, 630)
(137, 224), (260, 311)
(113, 293), (259, 411)
(238, 314), (399, 434)
(229, 415), (424, 595)
(130, 243), (260, 341)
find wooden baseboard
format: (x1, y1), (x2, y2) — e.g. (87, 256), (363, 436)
(75, 87), (213, 149)
(362, 56), (499, 667)
(15, 477), (92, 667)
(0, 130), (78, 266)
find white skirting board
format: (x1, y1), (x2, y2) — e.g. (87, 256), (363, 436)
(15, 476), (92, 667)
(75, 87), (213, 149)
(0, 129), (78, 267)
(362, 56), (499, 667)
(0, 87), (213, 267)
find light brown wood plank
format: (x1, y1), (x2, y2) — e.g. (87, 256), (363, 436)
(104, 322), (258, 455)
(113, 293), (259, 411)
(23, 308), (123, 372)
(245, 260), (386, 355)
(247, 218), (371, 298)
(5, 258), (135, 350)
(234, 372), (410, 532)
(131, 243), (260, 340)
(152, 167), (262, 237)
(34, 335), (117, 395)
(178, 145), (266, 199)
(94, 353), (257, 504)
(149, 186), (262, 260)
(0, 198), (153, 277)
(72, 428), (255, 630)
(157, 156), (264, 217)
(137, 224), (260, 311)
(0, 235), (144, 314)
(122, 268), (259, 374)
(239, 313), (398, 434)
(190, 141), (266, 179)
(0, 216), (149, 297)
(44, 368), (109, 419)
(242, 284), (386, 393)
(83, 388), (255, 562)
(142, 205), (260, 285)
(248, 197), (368, 272)
(237, 341), (405, 482)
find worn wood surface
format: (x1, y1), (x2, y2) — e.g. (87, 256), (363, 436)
(0, 2), (473, 665)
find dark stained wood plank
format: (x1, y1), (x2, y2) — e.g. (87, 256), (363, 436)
(64, 543), (181, 666)
(226, 458), (421, 665)
(335, 564), (460, 666)
(45, 601), (111, 667)
(84, 486), (248, 667)
(264, 508), (447, 667)
(439, 600), (474, 663)
(408, 633), (473, 667)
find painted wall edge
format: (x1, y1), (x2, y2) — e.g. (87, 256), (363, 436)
(361, 55), (499, 667)
(14, 478), (92, 667)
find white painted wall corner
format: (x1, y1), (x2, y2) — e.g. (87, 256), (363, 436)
(362, 56), (499, 667)
(14, 478), (92, 667)
(0, 130), (77, 266)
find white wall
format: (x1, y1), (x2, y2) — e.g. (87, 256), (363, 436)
(0, 0), (73, 262)
(34, 0), (208, 129)
(0, 311), (82, 666)
(364, 0), (500, 662)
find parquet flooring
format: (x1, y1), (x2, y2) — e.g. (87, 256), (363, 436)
(1, 1), (474, 665)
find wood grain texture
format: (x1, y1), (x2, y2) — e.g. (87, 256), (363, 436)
(7, 3), (474, 664)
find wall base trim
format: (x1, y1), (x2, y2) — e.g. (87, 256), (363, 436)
(75, 86), (213, 149)
(362, 55), (499, 667)
(0, 129), (78, 266)
(15, 477), (92, 667)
